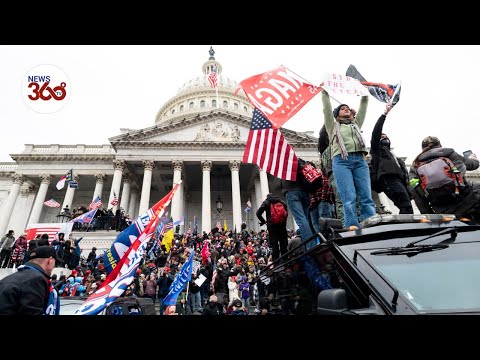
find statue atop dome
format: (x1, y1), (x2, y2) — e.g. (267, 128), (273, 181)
(209, 46), (215, 60)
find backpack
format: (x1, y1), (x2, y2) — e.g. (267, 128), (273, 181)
(297, 158), (324, 192)
(270, 202), (288, 224)
(416, 157), (467, 206)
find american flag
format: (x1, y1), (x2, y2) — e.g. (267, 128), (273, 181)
(89, 196), (102, 210)
(110, 192), (119, 206)
(69, 209), (97, 224)
(25, 223), (74, 241)
(44, 199), (61, 208)
(242, 108), (298, 181)
(208, 65), (218, 88)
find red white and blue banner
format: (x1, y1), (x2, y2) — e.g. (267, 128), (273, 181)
(75, 183), (181, 315)
(69, 209), (97, 224)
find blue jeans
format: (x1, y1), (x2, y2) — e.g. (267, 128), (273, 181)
(188, 292), (202, 313)
(332, 153), (376, 228)
(310, 201), (336, 234)
(285, 190), (316, 250)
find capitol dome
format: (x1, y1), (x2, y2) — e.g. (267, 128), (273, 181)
(154, 47), (254, 125)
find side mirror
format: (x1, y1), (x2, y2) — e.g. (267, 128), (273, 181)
(317, 288), (348, 315)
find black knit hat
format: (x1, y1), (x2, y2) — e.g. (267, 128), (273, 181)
(333, 104), (349, 118)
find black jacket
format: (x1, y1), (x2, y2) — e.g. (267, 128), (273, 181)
(0, 262), (50, 315)
(370, 114), (409, 187)
(256, 193), (288, 228)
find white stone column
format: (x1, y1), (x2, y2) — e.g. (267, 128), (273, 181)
(109, 160), (125, 212)
(229, 160), (242, 230)
(28, 173), (51, 224)
(11, 185), (36, 234)
(171, 160), (183, 228)
(128, 187), (138, 218)
(250, 189), (258, 232)
(254, 174), (266, 231)
(259, 167), (270, 202)
(92, 173), (106, 201)
(0, 174), (24, 236)
(201, 160), (212, 233)
(119, 174), (132, 212)
(61, 173), (79, 212)
(138, 160), (155, 215)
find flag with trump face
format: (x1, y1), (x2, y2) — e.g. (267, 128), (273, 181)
(237, 66), (321, 129)
(242, 108), (298, 181)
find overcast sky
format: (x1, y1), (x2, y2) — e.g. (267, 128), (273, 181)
(1, 45), (479, 164)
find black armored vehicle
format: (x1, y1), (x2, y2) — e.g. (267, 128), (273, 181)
(259, 214), (480, 315)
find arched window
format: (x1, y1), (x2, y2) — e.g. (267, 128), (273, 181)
(244, 106), (248, 113)
(234, 103), (238, 110)
(189, 102), (194, 109)
(200, 100), (205, 108)
(223, 100), (228, 108)
(212, 100), (217, 108)
(180, 105), (184, 111)
(171, 109), (175, 114)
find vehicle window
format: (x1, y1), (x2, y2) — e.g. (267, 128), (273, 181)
(362, 243), (480, 313)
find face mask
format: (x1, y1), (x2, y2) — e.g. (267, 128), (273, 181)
(380, 138), (390, 147)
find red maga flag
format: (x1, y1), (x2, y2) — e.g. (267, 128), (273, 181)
(238, 66), (321, 129)
(242, 108), (298, 181)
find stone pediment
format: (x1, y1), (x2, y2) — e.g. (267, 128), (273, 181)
(108, 109), (317, 148)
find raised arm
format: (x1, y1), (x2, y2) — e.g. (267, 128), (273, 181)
(354, 95), (369, 128)
(370, 104), (392, 156)
(322, 90), (334, 137)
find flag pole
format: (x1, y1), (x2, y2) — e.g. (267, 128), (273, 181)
(185, 281), (190, 314)
(283, 64), (343, 105)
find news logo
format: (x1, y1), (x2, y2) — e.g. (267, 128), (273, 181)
(21, 64), (71, 114)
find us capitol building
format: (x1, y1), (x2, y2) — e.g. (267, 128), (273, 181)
(1, 48), (477, 241)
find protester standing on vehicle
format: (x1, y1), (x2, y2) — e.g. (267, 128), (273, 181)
(409, 136), (480, 219)
(0, 245), (62, 315)
(322, 89), (376, 229)
(369, 104), (413, 214)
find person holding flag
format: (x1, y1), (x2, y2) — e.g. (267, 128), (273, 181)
(321, 87), (376, 230)
(369, 103), (413, 214)
(162, 250), (194, 313)
(75, 182), (181, 315)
